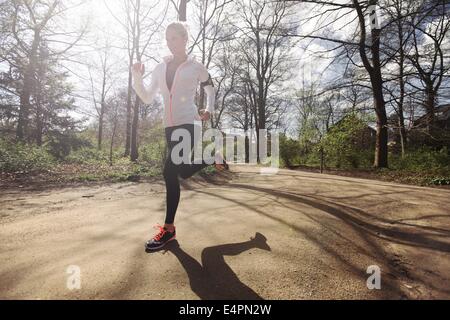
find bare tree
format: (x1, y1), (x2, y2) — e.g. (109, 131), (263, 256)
(213, 41), (240, 129)
(283, 0), (450, 165)
(86, 36), (117, 150)
(278, 0), (392, 167)
(233, 0), (298, 162)
(104, 0), (168, 160)
(105, 90), (123, 166)
(2, 0), (88, 142)
(170, 0), (189, 21)
(188, 0), (233, 129)
(381, 0), (417, 157)
(407, 0), (450, 138)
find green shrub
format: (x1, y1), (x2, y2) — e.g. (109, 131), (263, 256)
(389, 146), (450, 172)
(65, 147), (110, 164)
(0, 139), (55, 173)
(279, 134), (300, 167)
(302, 146), (321, 166)
(320, 113), (373, 169)
(45, 131), (92, 160)
(429, 177), (450, 185)
(139, 142), (166, 169)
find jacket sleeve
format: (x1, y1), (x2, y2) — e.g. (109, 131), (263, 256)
(132, 64), (159, 104)
(199, 63), (215, 114)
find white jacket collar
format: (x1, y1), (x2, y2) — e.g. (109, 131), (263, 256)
(163, 54), (196, 64)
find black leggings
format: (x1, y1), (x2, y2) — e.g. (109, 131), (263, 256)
(163, 123), (213, 224)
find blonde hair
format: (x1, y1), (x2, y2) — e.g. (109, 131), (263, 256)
(166, 22), (189, 40)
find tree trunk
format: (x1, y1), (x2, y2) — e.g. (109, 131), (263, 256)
(245, 134), (250, 163)
(371, 28), (388, 168)
(200, 25), (206, 127)
(35, 101), (43, 146)
(397, 14), (407, 158)
(398, 118), (407, 158)
(253, 104), (260, 163)
(125, 67), (133, 157)
(179, 0), (187, 21)
(354, 0), (388, 168)
(98, 103), (105, 150)
(373, 88), (388, 168)
(397, 75), (407, 158)
(130, 97), (140, 162)
(17, 32), (40, 141)
(110, 117), (117, 166)
(130, 0), (142, 162)
(425, 83), (436, 136)
(98, 65), (107, 150)
(320, 146), (324, 173)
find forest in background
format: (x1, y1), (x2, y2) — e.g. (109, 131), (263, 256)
(0, 0), (449, 187)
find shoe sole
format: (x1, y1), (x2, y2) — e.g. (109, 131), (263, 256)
(215, 162), (229, 171)
(145, 235), (176, 251)
(215, 153), (229, 171)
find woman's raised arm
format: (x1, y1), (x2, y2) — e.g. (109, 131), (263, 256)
(131, 62), (159, 104)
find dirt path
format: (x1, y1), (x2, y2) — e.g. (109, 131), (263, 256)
(1, 165), (449, 299)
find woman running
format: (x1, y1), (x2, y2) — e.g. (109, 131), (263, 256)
(131, 22), (228, 251)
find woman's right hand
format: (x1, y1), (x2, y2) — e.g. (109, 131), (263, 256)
(132, 62), (145, 76)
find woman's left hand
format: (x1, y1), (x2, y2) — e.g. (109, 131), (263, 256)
(199, 109), (211, 121)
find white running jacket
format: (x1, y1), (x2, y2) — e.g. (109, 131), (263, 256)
(132, 54), (215, 128)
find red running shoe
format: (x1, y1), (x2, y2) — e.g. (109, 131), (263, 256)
(145, 225), (176, 251)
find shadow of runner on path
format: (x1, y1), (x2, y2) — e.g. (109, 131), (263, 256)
(147, 233), (271, 300)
